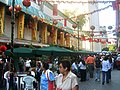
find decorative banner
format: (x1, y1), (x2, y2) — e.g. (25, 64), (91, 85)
(32, 21), (37, 41)
(41, 23), (47, 43)
(52, 28), (57, 45)
(0, 5), (5, 35)
(112, 1), (118, 10)
(53, 4), (58, 16)
(53, 5), (112, 21)
(17, 12), (24, 39)
(64, 19), (67, 26)
(60, 32), (64, 46)
(66, 34), (70, 47)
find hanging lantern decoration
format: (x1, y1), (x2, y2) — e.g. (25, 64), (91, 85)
(108, 26), (113, 30)
(72, 24), (77, 29)
(66, 33), (69, 37)
(60, 32), (63, 34)
(90, 33), (94, 37)
(0, 45), (7, 52)
(9, 6), (16, 12)
(32, 15), (38, 21)
(53, 19), (58, 25)
(22, 0), (31, 8)
(89, 38), (93, 42)
(90, 25), (95, 30)
(15, 5), (22, 12)
(100, 31), (102, 35)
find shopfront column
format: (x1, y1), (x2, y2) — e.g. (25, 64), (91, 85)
(0, 5), (5, 35)
(32, 21), (37, 41)
(66, 34), (70, 47)
(52, 28), (57, 45)
(60, 32), (65, 46)
(41, 23), (47, 44)
(17, 12), (24, 39)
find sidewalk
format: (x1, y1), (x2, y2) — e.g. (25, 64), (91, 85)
(79, 70), (120, 90)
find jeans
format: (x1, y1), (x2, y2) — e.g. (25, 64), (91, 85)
(87, 64), (94, 78)
(95, 68), (101, 80)
(108, 69), (111, 80)
(102, 71), (109, 83)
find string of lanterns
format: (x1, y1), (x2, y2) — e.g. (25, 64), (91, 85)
(53, 5), (112, 21)
(41, 0), (115, 4)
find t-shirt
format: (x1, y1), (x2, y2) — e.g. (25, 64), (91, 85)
(25, 60), (31, 67)
(55, 71), (78, 90)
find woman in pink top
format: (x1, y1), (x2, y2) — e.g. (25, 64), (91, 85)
(55, 60), (79, 90)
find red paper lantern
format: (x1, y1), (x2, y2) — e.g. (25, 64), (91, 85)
(0, 45), (7, 52)
(22, 0), (31, 8)
(32, 15), (38, 20)
(53, 20), (58, 25)
(90, 33), (94, 37)
(60, 32), (63, 34)
(9, 6), (16, 12)
(15, 5), (22, 12)
(66, 33), (69, 36)
(100, 31), (102, 35)
(90, 25), (95, 30)
(72, 24), (77, 29)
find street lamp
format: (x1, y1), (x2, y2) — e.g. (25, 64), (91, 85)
(11, 0), (15, 53)
(77, 21), (80, 50)
(72, 21), (80, 50)
(90, 25), (95, 51)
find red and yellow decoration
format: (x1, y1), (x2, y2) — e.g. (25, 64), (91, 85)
(60, 32), (65, 46)
(0, 5), (5, 35)
(32, 21), (37, 41)
(52, 28), (58, 45)
(17, 12), (25, 39)
(65, 33), (70, 47)
(41, 23), (47, 43)
(0, 45), (7, 52)
(22, 0), (31, 8)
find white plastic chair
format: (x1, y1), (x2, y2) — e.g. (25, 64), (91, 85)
(22, 75), (36, 90)
(4, 71), (10, 90)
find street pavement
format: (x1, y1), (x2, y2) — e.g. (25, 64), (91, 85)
(79, 69), (120, 90)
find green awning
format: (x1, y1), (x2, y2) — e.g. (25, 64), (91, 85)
(5, 47), (33, 57)
(0, 0), (8, 5)
(33, 46), (73, 56)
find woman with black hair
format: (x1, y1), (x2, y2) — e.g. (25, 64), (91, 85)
(40, 62), (55, 90)
(55, 60), (78, 90)
(78, 59), (86, 82)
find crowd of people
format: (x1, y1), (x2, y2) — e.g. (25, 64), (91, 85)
(0, 51), (119, 90)
(71, 53), (117, 85)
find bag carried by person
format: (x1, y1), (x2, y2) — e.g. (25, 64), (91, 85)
(47, 71), (55, 90)
(95, 59), (101, 68)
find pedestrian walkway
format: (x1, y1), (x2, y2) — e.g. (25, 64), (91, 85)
(79, 70), (120, 90)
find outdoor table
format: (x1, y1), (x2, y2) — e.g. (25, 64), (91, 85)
(17, 73), (27, 90)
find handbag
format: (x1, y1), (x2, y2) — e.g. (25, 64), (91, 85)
(47, 72), (54, 90)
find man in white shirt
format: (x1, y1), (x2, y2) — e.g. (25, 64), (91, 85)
(101, 56), (109, 85)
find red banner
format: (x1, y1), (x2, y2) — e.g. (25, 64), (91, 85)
(53, 4), (58, 16)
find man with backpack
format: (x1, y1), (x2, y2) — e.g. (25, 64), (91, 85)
(94, 54), (101, 82)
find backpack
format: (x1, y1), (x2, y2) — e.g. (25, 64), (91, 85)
(95, 58), (101, 68)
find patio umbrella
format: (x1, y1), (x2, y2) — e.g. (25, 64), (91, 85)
(33, 46), (73, 56)
(4, 47), (33, 57)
